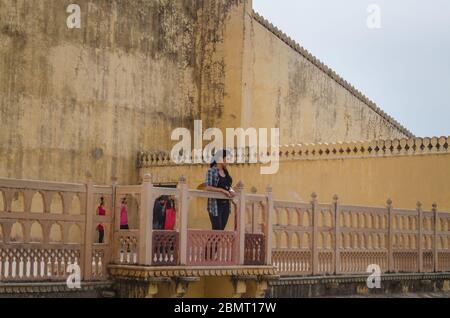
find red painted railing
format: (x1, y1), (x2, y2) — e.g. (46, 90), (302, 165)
(186, 230), (236, 266)
(152, 230), (179, 266)
(244, 233), (265, 265)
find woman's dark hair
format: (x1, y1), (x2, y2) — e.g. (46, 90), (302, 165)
(210, 149), (230, 168)
(210, 150), (233, 186)
(223, 169), (233, 186)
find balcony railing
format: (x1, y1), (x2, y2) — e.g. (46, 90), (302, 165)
(0, 178), (113, 282)
(244, 234), (265, 265)
(2, 175), (449, 284)
(152, 230), (179, 266)
(110, 175), (273, 268)
(271, 196), (450, 276)
(187, 230), (236, 266)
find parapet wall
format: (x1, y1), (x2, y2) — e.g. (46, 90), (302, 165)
(139, 136), (450, 213)
(139, 136), (450, 166)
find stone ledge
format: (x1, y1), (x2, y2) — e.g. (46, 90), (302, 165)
(138, 136), (449, 168)
(0, 281), (113, 295)
(270, 272), (450, 286)
(108, 265), (278, 281)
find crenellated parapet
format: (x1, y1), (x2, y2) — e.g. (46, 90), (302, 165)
(252, 10), (414, 138)
(137, 136), (450, 168)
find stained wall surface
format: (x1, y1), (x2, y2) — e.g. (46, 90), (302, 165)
(0, 0), (248, 184)
(1, 0), (415, 187)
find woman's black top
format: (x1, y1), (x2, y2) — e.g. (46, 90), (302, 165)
(217, 172), (231, 209)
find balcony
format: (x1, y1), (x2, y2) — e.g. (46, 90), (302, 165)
(0, 176), (276, 297)
(111, 174), (273, 269)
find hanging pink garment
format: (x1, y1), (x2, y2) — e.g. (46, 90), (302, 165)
(164, 203), (176, 231)
(120, 205), (128, 227)
(98, 205), (106, 216)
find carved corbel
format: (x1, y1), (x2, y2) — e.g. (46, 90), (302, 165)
(172, 277), (199, 298)
(232, 280), (247, 298)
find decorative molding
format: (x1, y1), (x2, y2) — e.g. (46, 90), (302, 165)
(0, 281), (113, 295)
(269, 273), (450, 286)
(108, 265), (278, 281)
(137, 136), (450, 168)
(251, 10), (414, 139)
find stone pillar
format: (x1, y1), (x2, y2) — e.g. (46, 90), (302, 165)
(417, 202), (423, 273)
(251, 187), (258, 234)
(179, 176), (189, 265)
(433, 203), (438, 272)
(387, 199), (394, 273)
(138, 174), (154, 265)
(83, 176), (94, 280)
(334, 195), (340, 275)
(311, 193), (319, 275)
(236, 181), (246, 265)
(232, 280), (247, 298)
(265, 185), (274, 265)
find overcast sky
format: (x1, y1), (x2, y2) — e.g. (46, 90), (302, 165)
(253, 0), (450, 137)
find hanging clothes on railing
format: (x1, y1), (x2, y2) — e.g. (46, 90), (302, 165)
(164, 197), (176, 231)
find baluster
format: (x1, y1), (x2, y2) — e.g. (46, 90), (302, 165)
(19, 256), (24, 279)
(25, 254), (31, 278)
(119, 238), (124, 263)
(52, 252), (58, 278)
(98, 256), (103, 276)
(133, 239), (138, 264)
(66, 256), (72, 277)
(11, 256), (17, 278)
(40, 256), (45, 278)
(60, 254), (66, 278)
(52, 255), (58, 278)
(92, 253), (97, 276)
(47, 253), (52, 277)
(33, 256), (38, 278)
(126, 243), (131, 264)
(4, 256), (9, 279)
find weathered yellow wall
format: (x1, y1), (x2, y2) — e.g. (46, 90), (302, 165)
(1, 0), (417, 189)
(142, 151), (450, 225)
(246, 14), (411, 144)
(0, 0), (248, 185)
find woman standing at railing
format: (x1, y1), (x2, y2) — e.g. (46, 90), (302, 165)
(205, 149), (236, 231)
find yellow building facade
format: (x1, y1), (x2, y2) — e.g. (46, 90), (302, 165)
(1, 0), (449, 298)
(1, 0), (412, 186)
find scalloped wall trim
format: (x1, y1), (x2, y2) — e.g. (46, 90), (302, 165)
(137, 136), (450, 168)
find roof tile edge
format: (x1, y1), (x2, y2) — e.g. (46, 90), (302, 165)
(252, 10), (414, 138)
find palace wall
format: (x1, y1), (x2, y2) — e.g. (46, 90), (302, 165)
(140, 137), (450, 229)
(245, 13), (412, 144)
(0, 0), (248, 184)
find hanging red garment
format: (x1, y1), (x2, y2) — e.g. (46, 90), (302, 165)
(164, 200), (176, 231)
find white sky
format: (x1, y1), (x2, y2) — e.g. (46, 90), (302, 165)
(253, 0), (450, 137)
